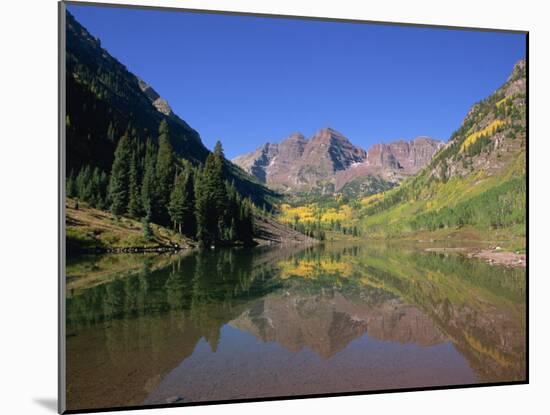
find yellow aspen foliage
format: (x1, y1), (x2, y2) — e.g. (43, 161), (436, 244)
(495, 96), (512, 108)
(360, 193), (384, 206)
(460, 120), (506, 153)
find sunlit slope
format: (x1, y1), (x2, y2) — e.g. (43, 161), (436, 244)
(360, 60), (526, 242)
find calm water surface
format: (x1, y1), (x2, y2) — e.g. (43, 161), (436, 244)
(65, 243), (526, 410)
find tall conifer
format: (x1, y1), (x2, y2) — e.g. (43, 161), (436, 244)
(169, 171), (186, 233)
(141, 138), (158, 221)
(195, 142), (228, 246)
(108, 134), (132, 217)
(156, 120), (175, 224)
(128, 148), (142, 218)
(66, 171), (76, 198)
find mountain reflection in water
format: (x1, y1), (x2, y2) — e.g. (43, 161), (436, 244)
(66, 243), (526, 411)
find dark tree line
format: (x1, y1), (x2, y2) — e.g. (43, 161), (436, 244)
(68, 120), (255, 247)
(291, 220), (326, 241)
(287, 213), (362, 241)
(66, 165), (109, 209)
(290, 219), (361, 240)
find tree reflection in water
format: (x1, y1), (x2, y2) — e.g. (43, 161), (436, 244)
(66, 243), (526, 410)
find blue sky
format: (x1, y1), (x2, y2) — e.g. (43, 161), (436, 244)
(68, 4), (526, 159)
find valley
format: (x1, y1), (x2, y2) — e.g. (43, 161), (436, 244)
(62, 5), (527, 412)
(65, 8), (526, 263)
(232, 60), (527, 259)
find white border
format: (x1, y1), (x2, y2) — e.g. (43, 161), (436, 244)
(1, 1), (547, 415)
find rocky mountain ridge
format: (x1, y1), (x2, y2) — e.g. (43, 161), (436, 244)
(137, 78), (174, 117)
(233, 128), (443, 192)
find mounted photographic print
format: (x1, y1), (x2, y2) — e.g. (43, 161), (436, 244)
(59, 1), (528, 413)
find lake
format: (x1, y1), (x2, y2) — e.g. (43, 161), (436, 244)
(65, 242), (526, 411)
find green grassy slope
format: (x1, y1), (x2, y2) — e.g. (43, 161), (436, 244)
(359, 60), (527, 247)
(66, 198), (195, 253)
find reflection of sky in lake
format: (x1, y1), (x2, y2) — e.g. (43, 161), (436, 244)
(66, 243), (526, 411)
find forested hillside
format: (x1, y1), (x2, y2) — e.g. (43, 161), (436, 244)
(68, 118), (256, 247)
(64, 11), (292, 250)
(65, 11), (277, 210)
(360, 59), (527, 243)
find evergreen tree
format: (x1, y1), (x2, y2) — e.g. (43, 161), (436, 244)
(169, 171), (186, 233)
(89, 167), (103, 208)
(66, 171), (76, 198)
(211, 141), (229, 230)
(194, 167), (210, 245)
(181, 166), (196, 236)
(75, 165), (93, 202)
(128, 148), (142, 218)
(195, 142), (229, 246)
(238, 198), (254, 245)
(141, 138), (158, 221)
(98, 170), (109, 209)
(142, 216), (153, 240)
(108, 134), (132, 217)
(213, 141), (224, 160)
(156, 120), (175, 224)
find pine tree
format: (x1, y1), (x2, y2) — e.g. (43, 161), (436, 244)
(75, 165), (93, 203)
(224, 182), (239, 240)
(211, 141), (229, 233)
(128, 149), (142, 218)
(75, 166), (86, 200)
(142, 216), (153, 240)
(239, 198), (254, 245)
(194, 167), (210, 245)
(156, 120), (175, 224)
(181, 166), (196, 236)
(89, 167), (103, 208)
(195, 142), (229, 246)
(213, 141), (224, 159)
(141, 138), (158, 221)
(108, 134), (132, 217)
(98, 170), (109, 209)
(66, 170), (76, 198)
(169, 171), (186, 233)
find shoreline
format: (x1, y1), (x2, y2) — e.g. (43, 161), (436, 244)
(69, 239), (526, 270)
(425, 246), (526, 268)
(69, 235), (318, 256)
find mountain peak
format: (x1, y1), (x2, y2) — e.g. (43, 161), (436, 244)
(233, 129), (442, 191)
(318, 126), (339, 134)
(283, 132), (307, 143)
(311, 127), (348, 141)
(508, 58), (526, 82)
